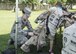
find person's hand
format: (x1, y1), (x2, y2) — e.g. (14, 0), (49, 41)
(28, 32), (34, 36)
(38, 25), (43, 28)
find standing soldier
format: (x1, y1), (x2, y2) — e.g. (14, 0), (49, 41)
(47, 2), (63, 54)
(9, 7), (33, 46)
(62, 15), (76, 54)
(47, 2), (69, 54)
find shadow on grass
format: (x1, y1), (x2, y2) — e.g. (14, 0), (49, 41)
(0, 34), (10, 54)
(53, 33), (63, 54)
(0, 33), (63, 54)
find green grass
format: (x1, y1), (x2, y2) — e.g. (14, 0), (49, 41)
(0, 10), (45, 54)
(68, 9), (76, 12)
(0, 10), (44, 35)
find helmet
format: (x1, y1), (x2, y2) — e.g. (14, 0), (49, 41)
(22, 7), (31, 16)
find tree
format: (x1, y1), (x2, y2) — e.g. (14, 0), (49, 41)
(47, 0), (57, 5)
(66, 0), (76, 9)
(0, 0), (2, 3)
(0, 0), (9, 3)
(9, 0), (15, 3)
(47, 0), (63, 6)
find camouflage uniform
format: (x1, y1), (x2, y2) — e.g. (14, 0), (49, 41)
(62, 21), (76, 54)
(10, 7), (33, 45)
(64, 16), (74, 28)
(10, 17), (33, 45)
(62, 15), (76, 54)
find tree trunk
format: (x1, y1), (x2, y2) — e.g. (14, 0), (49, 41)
(32, 3), (34, 10)
(70, 3), (72, 9)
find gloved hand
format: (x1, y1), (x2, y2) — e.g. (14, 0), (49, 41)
(28, 32), (34, 36)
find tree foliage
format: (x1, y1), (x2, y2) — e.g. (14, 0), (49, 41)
(20, 0), (38, 5)
(66, 0), (76, 4)
(47, 0), (63, 5)
(9, 0), (15, 3)
(47, 0), (57, 4)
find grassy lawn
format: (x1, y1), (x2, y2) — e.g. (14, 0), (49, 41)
(0, 10), (45, 35)
(0, 10), (45, 54)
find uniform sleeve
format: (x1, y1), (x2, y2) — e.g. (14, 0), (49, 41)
(17, 18), (29, 35)
(10, 20), (25, 38)
(10, 20), (22, 33)
(17, 20), (29, 36)
(26, 20), (33, 32)
(35, 11), (49, 23)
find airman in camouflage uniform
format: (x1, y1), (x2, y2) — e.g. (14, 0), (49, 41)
(9, 7), (33, 46)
